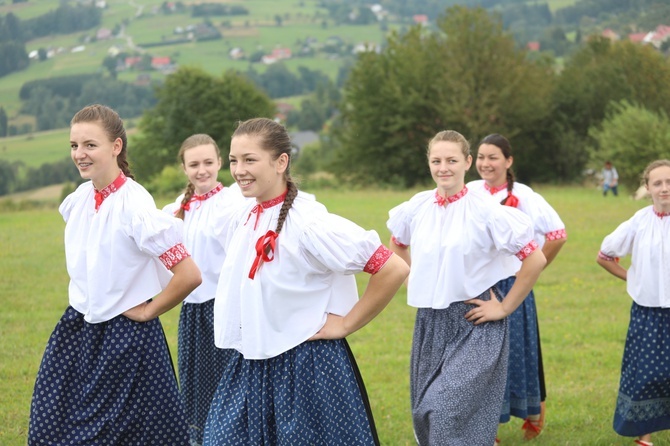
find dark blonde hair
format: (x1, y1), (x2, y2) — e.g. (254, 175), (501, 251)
(71, 104), (133, 179)
(175, 134), (221, 220)
(232, 118), (297, 236)
(642, 159), (670, 185)
(427, 130), (471, 159)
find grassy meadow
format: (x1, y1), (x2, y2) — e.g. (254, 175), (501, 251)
(1, 184), (667, 445)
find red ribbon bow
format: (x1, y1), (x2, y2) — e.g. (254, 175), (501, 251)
(502, 193), (519, 208)
(94, 191), (104, 211)
(248, 230), (278, 279)
(244, 204), (264, 230)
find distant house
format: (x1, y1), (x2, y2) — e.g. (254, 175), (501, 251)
(125, 56), (142, 69)
(229, 47), (245, 60)
(96, 28), (112, 40)
(628, 25), (670, 48)
(275, 102), (295, 121)
(151, 56), (174, 72)
(262, 47), (292, 64)
(601, 28), (619, 41)
(628, 32), (648, 43)
(413, 15), (428, 25)
(526, 41), (540, 52)
(352, 42), (380, 54)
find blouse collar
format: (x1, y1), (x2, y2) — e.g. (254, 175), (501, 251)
(653, 208), (670, 219)
(245, 189), (288, 230)
(434, 186), (468, 207)
(484, 182), (508, 195)
(94, 171), (127, 211)
(194, 182), (224, 201)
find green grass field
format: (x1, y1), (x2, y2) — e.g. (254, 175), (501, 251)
(1, 185), (668, 445)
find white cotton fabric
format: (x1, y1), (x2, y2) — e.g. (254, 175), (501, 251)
(60, 179), (185, 323)
(599, 206), (670, 308)
(163, 183), (249, 304)
(387, 188), (534, 309)
(213, 191), (383, 360)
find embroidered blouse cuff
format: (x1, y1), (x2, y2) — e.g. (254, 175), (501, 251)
(391, 235), (408, 248)
(515, 240), (539, 261)
(597, 251), (616, 262)
(546, 228), (567, 240)
(159, 243), (191, 270)
(364, 245), (394, 274)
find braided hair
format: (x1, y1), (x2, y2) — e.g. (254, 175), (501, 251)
(175, 134), (221, 220)
(232, 118), (298, 236)
(478, 133), (517, 206)
(71, 104), (134, 180)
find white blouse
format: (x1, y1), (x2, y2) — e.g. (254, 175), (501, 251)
(599, 206), (670, 308)
(163, 183), (248, 304)
(387, 187), (536, 309)
(60, 174), (189, 323)
(213, 191), (391, 360)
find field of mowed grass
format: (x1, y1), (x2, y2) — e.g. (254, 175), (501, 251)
(1, 184), (669, 445)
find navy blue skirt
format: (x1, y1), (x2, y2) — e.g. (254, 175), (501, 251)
(28, 306), (189, 445)
(203, 338), (379, 446)
(178, 300), (234, 446)
(614, 302), (670, 437)
(497, 276), (542, 422)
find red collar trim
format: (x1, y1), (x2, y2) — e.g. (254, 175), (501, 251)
(259, 189), (288, 209)
(484, 182), (508, 195)
(435, 186), (468, 207)
(654, 209), (670, 219)
(193, 182), (224, 201)
(94, 171), (127, 211)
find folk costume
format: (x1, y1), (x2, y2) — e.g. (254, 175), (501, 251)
(387, 186), (537, 446)
(164, 182), (246, 445)
(29, 172), (190, 445)
(468, 180), (566, 423)
(203, 191), (392, 446)
(599, 206), (670, 437)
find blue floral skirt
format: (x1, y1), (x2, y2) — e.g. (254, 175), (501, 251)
(28, 306), (189, 445)
(178, 300), (234, 446)
(203, 338), (379, 446)
(410, 287), (508, 446)
(497, 276), (542, 422)
(614, 302), (670, 437)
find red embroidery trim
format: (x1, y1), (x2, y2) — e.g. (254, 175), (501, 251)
(597, 251), (616, 262)
(391, 235), (408, 248)
(434, 186), (468, 207)
(244, 189), (288, 230)
(654, 209), (670, 218)
(515, 240), (539, 261)
(249, 230), (278, 279)
(159, 243), (191, 269)
(546, 228), (567, 240)
(180, 182), (224, 212)
(94, 171), (127, 212)
(364, 245), (393, 274)
(484, 182), (508, 195)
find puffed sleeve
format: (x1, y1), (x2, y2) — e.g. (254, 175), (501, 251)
(129, 207), (190, 269)
(161, 194), (184, 217)
(525, 191), (566, 239)
(59, 182), (90, 222)
(599, 218), (635, 260)
(386, 190), (433, 246)
(300, 213), (385, 275)
(488, 205), (537, 260)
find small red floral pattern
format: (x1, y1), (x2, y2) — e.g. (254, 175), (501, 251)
(515, 240), (539, 261)
(94, 171), (127, 211)
(598, 251), (616, 262)
(159, 243), (191, 270)
(654, 209), (670, 219)
(364, 245), (393, 274)
(245, 190), (288, 230)
(546, 228), (567, 240)
(434, 186), (468, 207)
(484, 182), (508, 195)
(181, 182), (224, 212)
(391, 235), (408, 248)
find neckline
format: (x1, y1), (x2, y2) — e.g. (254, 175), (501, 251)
(434, 186), (468, 207)
(484, 182), (508, 195)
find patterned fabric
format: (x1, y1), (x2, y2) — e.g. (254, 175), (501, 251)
(434, 186), (467, 206)
(546, 228), (567, 240)
(484, 182), (508, 195)
(28, 306), (189, 445)
(179, 301), (234, 446)
(653, 209), (670, 218)
(614, 303), (670, 437)
(496, 276), (542, 423)
(515, 240), (539, 261)
(244, 190), (288, 230)
(181, 183), (224, 212)
(94, 171), (127, 211)
(159, 242), (191, 269)
(203, 339), (379, 446)
(363, 245), (393, 274)
(410, 287), (508, 446)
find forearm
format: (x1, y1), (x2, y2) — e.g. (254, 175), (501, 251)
(145, 257), (202, 319)
(342, 254), (409, 335)
(596, 256), (627, 281)
(501, 249), (546, 315)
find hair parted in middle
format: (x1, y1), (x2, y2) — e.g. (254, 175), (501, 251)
(174, 133), (221, 220)
(478, 133), (516, 200)
(427, 130), (471, 159)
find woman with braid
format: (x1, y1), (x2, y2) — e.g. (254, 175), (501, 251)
(29, 104), (202, 444)
(163, 134), (247, 446)
(467, 133), (567, 442)
(203, 117), (409, 445)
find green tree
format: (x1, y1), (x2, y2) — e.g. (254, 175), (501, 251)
(0, 106), (7, 137)
(589, 100), (670, 193)
(130, 67), (275, 181)
(332, 6), (554, 187)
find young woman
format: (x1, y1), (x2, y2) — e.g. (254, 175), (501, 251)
(597, 159), (670, 446)
(386, 130), (546, 446)
(163, 134), (246, 446)
(28, 104), (202, 445)
(468, 133), (567, 440)
(202, 117), (409, 445)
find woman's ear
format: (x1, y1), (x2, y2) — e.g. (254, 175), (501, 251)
(276, 153), (289, 174)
